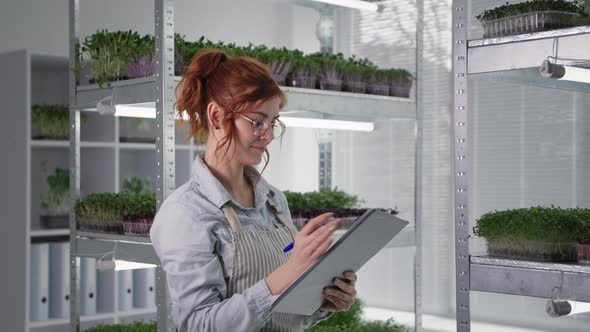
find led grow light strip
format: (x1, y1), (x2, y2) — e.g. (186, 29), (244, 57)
(96, 259), (157, 271)
(280, 116), (374, 132)
(306, 0), (379, 11)
(539, 60), (590, 84)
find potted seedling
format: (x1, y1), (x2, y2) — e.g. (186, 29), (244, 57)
(285, 188), (395, 230)
(473, 206), (587, 262)
(389, 69), (413, 98)
(75, 193), (126, 235)
(40, 167), (70, 229)
(120, 177), (155, 236)
(342, 56), (372, 94)
(127, 34), (155, 79)
(122, 192), (156, 236)
(367, 68), (391, 96)
(82, 29), (138, 87)
(288, 56), (320, 89)
(310, 52), (345, 92)
(32, 104), (87, 140)
(266, 47), (294, 86)
(577, 210), (590, 264)
(476, 0), (590, 38)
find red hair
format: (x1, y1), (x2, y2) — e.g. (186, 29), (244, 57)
(176, 49), (286, 166)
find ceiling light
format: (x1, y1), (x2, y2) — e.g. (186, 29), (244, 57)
(96, 259), (157, 271)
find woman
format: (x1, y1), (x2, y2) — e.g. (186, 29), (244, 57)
(150, 49), (358, 332)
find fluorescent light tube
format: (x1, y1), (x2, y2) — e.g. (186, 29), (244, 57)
(281, 116), (374, 132)
(539, 60), (590, 84)
(115, 103), (156, 119)
(546, 300), (590, 317)
(96, 259), (157, 271)
(306, 0), (379, 11)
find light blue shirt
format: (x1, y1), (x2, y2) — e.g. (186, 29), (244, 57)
(150, 155), (331, 331)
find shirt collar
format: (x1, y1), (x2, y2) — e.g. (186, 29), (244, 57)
(191, 153), (271, 210)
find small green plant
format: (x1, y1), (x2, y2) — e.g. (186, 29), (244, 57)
(41, 167), (69, 216)
(284, 188), (360, 210)
(32, 104), (69, 139)
(476, 0), (588, 21)
(473, 206), (590, 243)
(84, 321), (157, 332)
(122, 177), (152, 195)
(307, 299), (408, 332)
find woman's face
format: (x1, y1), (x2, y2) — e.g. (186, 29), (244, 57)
(232, 96), (282, 166)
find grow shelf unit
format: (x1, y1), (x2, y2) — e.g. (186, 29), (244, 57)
(68, 1), (420, 331)
(452, 2), (590, 331)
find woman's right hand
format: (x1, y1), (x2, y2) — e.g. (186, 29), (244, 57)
(265, 213), (340, 295)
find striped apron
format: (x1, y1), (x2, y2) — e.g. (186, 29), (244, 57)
(221, 193), (304, 332)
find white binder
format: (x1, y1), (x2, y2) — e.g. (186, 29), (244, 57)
(133, 268), (156, 308)
(49, 242), (69, 318)
(118, 270), (134, 311)
(80, 257), (97, 315)
(30, 243), (50, 321)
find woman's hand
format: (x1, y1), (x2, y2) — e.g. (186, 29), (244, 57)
(265, 213), (339, 295)
(320, 271), (357, 312)
(287, 212), (340, 275)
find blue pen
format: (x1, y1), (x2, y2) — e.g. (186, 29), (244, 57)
(283, 242), (294, 252)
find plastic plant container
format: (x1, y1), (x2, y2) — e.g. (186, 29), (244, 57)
(343, 81), (367, 94)
(288, 74), (317, 89)
(319, 78), (343, 91)
(123, 214), (154, 236)
(579, 243), (590, 265)
(127, 55), (156, 79)
(487, 239), (579, 262)
(367, 83), (390, 96)
(390, 79), (412, 98)
(480, 11), (586, 38)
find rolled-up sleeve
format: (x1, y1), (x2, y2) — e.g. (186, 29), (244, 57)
(150, 201), (274, 332)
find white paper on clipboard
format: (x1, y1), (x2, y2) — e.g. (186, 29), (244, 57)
(271, 209), (409, 316)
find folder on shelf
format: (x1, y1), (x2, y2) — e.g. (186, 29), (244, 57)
(49, 241), (69, 319)
(133, 268), (156, 308)
(97, 269), (116, 313)
(80, 257), (97, 315)
(271, 209), (409, 316)
(118, 270), (134, 311)
(30, 242), (50, 321)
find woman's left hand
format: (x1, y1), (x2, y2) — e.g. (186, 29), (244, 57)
(320, 271), (357, 312)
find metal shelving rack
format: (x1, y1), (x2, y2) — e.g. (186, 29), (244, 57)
(452, 1), (590, 331)
(68, 1), (420, 331)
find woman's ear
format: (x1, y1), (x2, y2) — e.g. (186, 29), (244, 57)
(206, 102), (223, 130)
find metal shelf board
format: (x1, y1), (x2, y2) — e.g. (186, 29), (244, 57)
(75, 78), (416, 120)
(29, 312), (116, 328)
(467, 26), (590, 93)
(470, 256), (590, 303)
(75, 231), (159, 265)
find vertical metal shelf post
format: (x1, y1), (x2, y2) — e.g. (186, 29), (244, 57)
(414, 0), (424, 330)
(452, 0), (470, 331)
(154, 0), (176, 331)
(69, 1), (81, 331)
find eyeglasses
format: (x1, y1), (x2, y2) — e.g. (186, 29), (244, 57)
(238, 114), (285, 140)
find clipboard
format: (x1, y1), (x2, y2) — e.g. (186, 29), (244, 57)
(271, 209), (409, 315)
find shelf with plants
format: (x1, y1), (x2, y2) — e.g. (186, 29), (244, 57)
(454, 1), (590, 330)
(73, 31), (416, 121)
(468, 0), (590, 93)
(469, 207), (590, 301)
(284, 189), (414, 248)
